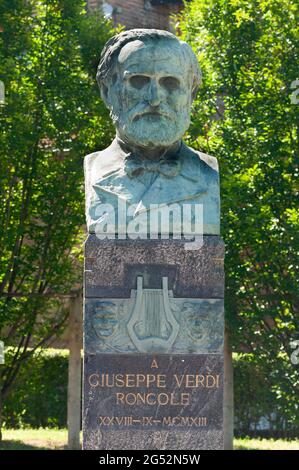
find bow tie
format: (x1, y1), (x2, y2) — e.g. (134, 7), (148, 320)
(125, 156), (181, 178)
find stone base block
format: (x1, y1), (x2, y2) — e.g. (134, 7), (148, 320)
(84, 236), (224, 299)
(83, 354), (223, 450)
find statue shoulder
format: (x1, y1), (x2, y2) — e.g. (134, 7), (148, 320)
(84, 141), (118, 183)
(197, 150), (219, 172)
(84, 148), (108, 169)
(181, 143), (219, 174)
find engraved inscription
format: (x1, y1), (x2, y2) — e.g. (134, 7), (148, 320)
(83, 354), (223, 432)
(98, 415), (208, 427)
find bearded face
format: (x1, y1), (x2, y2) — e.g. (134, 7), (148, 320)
(104, 40), (193, 149)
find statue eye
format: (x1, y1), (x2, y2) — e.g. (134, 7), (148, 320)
(159, 76), (180, 91)
(129, 75), (150, 89)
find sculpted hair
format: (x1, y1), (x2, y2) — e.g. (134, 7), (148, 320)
(96, 29), (202, 100)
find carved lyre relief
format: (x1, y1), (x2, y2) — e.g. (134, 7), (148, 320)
(127, 277), (179, 353)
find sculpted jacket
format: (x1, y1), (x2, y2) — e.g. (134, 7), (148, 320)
(84, 139), (220, 237)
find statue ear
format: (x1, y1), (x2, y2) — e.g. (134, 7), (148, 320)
(100, 83), (111, 108)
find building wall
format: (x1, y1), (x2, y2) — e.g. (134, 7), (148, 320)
(88, 0), (183, 31)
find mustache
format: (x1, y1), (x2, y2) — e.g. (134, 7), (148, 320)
(126, 104), (175, 122)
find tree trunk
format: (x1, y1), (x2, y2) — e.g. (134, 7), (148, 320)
(0, 391), (3, 442)
(67, 294), (82, 450)
(224, 328), (234, 449)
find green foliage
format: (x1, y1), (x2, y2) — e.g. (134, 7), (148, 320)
(2, 349), (69, 429)
(0, 0), (114, 416)
(235, 354), (299, 436)
(178, 0), (299, 423)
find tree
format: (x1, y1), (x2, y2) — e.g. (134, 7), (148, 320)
(0, 0), (115, 438)
(177, 0), (299, 434)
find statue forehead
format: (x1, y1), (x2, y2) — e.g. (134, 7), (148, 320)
(117, 39), (184, 71)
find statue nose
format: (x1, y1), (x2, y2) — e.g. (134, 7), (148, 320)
(147, 79), (162, 107)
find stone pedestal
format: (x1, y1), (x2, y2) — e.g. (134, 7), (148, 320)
(83, 235), (224, 450)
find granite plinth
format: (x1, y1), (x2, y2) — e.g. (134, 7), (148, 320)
(84, 428), (223, 450)
(83, 354), (223, 450)
(84, 236), (224, 299)
(83, 236), (225, 450)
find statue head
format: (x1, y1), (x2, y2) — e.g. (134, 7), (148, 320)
(97, 29), (201, 149)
